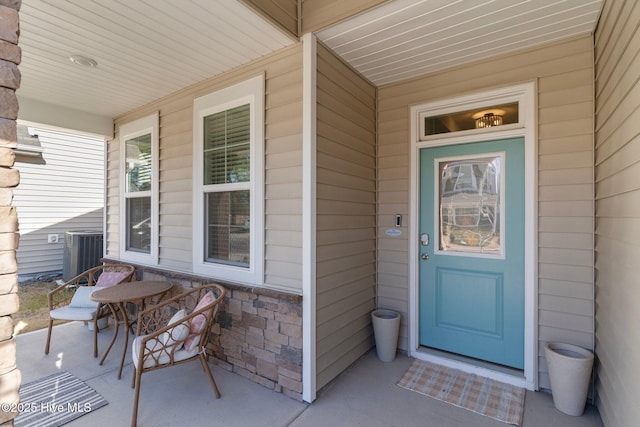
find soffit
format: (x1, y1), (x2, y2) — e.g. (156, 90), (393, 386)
(17, 0), (295, 119)
(316, 0), (603, 86)
(17, 0), (604, 124)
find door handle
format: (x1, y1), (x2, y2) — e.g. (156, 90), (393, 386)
(421, 253), (429, 260)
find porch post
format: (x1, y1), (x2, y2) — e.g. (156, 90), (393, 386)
(302, 32), (317, 403)
(0, 0), (22, 425)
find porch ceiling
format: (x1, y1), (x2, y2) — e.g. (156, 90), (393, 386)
(316, 0), (604, 86)
(16, 0), (603, 126)
(17, 0), (295, 120)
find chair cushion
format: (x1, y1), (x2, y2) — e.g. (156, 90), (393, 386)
(69, 286), (99, 309)
(96, 271), (130, 288)
(50, 306), (97, 321)
(132, 334), (199, 369)
(161, 309), (190, 347)
(184, 334), (201, 352)
(50, 286), (98, 321)
(184, 291), (214, 351)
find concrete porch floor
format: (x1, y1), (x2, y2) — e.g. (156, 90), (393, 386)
(16, 321), (603, 427)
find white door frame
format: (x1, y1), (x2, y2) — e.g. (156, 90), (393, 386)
(408, 82), (538, 390)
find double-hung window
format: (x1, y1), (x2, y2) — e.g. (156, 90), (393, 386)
(193, 75), (264, 285)
(119, 113), (158, 264)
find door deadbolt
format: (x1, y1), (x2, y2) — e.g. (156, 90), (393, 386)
(421, 253), (429, 260)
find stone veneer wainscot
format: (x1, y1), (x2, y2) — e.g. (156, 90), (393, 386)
(103, 260), (303, 400)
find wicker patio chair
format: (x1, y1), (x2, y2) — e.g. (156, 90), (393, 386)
(130, 283), (226, 427)
(45, 263), (136, 357)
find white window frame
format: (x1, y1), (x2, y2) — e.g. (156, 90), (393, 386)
(192, 75), (264, 285)
(119, 112), (159, 264)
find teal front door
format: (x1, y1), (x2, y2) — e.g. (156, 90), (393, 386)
(419, 138), (524, 369)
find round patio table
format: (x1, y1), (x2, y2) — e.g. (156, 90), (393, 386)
(90, 281), (173, 379)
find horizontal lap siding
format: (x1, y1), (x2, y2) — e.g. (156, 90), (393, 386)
(315, 45), (376, 390)
(537, 45), (595, 390)
(158, 105), (192, 270)
(14, 129), (104, 275)
(110, 45), (303, 292)
(377, 35), (594, 386)
(594, 0), (640, 426)
(265, 53), (304, 290)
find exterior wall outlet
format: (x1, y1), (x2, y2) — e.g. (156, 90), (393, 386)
(47, 234), (59, 244)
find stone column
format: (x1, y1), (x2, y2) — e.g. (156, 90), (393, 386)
(0, 1), (21, 425)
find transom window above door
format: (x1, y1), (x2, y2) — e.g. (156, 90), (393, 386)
(419, 101), (519, 139)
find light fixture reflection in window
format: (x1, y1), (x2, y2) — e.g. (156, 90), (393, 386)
(475, 113), (503, 128)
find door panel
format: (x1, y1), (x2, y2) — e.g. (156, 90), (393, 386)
(419, 138), (524, 369)
(436, 268), (503, 337)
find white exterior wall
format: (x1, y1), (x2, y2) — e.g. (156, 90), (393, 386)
(14, 126), (104, 277)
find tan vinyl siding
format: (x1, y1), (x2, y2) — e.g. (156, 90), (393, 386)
(301, 0), (387, 34)
(594, 0), (640, 425)
(241, 0), (298, 38)
(315, 44), (376, 390)
(14, 128), (104, 276)
(108, 44), (303, 292)
(377, 35), (595, 387)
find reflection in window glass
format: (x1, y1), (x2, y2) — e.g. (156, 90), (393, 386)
(206, 190), (250, 267)
(125, 132), (152, 254)
(423, 102), (518, 136)
(126, 134), (152, 192)
(127, 197), (151, 253)
(439, 156), (501, 254)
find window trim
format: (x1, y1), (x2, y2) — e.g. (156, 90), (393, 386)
(418, 95), (523, 141)
(119, 112), (159, 264)
(192, 75), (264, 285)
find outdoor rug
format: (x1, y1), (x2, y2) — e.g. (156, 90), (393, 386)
(14, 371), (108, 427)
(397, 359), (526, 425)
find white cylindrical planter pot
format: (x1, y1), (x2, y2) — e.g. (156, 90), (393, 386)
(544, 342), (594, 416)
(87, 317), (109, 331)
(371, 309), (401, 362)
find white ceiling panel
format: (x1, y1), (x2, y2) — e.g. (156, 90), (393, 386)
(317, 0), (603, 86)
(16, 0), (603, 129)
(17, 0), (295, 119)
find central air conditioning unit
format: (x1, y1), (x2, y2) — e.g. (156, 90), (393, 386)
(63, 230), (103, 281)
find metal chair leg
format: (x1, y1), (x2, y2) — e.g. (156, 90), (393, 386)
(199, 354), (221, 398)
(44, 318), (53, 355)
(131, 369), (143, 427)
